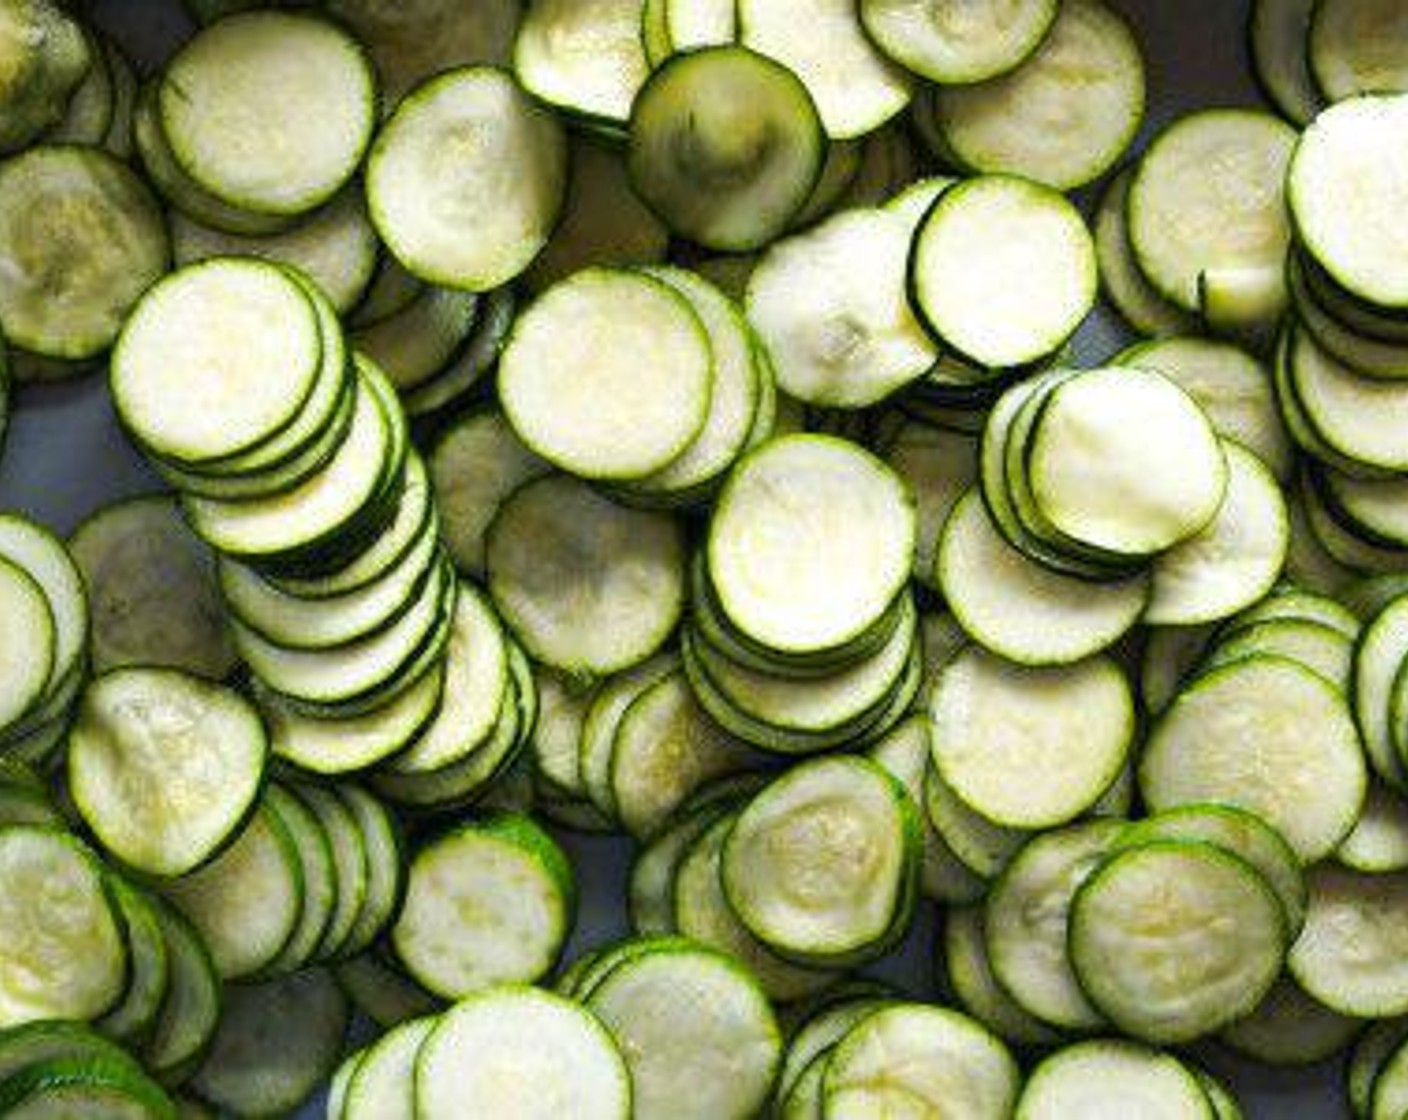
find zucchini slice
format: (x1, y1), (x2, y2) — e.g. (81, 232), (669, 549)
(0, 828), (126, 1028)
(394, 813), (572, 998)
(929, 0), (1145, 190)
(0, 1), (90, 152)
(159, 800), (303, 980)
(1145, 441), (1289, 625)
(368, 66), (566, 291)
(747, 205), (936, 407)
(341, 1015), (435, 1120)
(582, 940), (782, 1120)
(500, 268), (713, 480)
(190, 967), (348, 1116)
(0, 145), (167, 359)
(944, 906), (1060, 1046)
(0, 1055), (176, 1118)
(1129, 108), (1296, 312)
(159, 11), (376, 216)
(1308, 0), (1408, 101)
(1026, 365), (1228, 556)
(821, 1004), (1018, 1119)
(707, 434), (914, 657)
(1291, 865), (1408, 1017)
(113, 259), (324, 466)
(1338, 781), (1408, 871)
(985, 819), (1125, 1031)
(1093, 169), (1198, 338)
(910, 175), (1096, 368)
(722, 756), (919, 965)
(859, 0), (1057, 86)
(929, 647), (1134, 830)
(416, 987), (631, 1120)
(513, 0), (649, 126)
(628, 47), (824, 251)
(67, 668), (267, 878)
(488, 474), (685, 675)
(1250, 0), (1321, 124)
(1070, 839), (1286, 1043)
(263, 784), (336, 973)
(609, 671), (757, 839)
(1016, 1040), (1215, 1119)
(1140, 655), (1367, 861)
(0, 558), (55, 733)
(1220, 972), (1362, 1066)
(170, 189), (377, 315)
(939, 489), (1148, 665)
(738, 0), (912, 140)
(291, 782), (369, 962)
(70, 495), (236, 679)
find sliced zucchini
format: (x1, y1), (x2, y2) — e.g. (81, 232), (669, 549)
(1094, 169), (1199, 338)
(0, 560), (56, 733)
(1288, 325), (1408, 471)
(738, 0), (912, 140)
(1129, 108), (1296, 312)
(341, 1015), (435, 1120)
(609, 671), (757, 839)
(393, 813), (571, 998)
(0, 0), (90, 152)
(159, 800), (303, 980)
(416, 987), (630, 1119)
(290, 783), (368, 962)
(368, 66), (566, 291)
(859, 0), (1057, 86)
(351, 285), (480, 394)
(1117, 803), (1306, 935)
(1250, 0), (1321, 124)
(1016, 1040), (1214, 1119)
(500, 267), (713, 480)
(628, 47), (824, 251)
(67, 668), (267, 878)
(1141, 655), (1366, 861)
(582, 939), (781, 1120)
(0, 828), (126, 1027)
(1219, 972), (1362, 1065)
(746, 205), (936, 406)
(1308, 0), (1408, 101)
(263, 784), (336, 973)
(1351, 1020), (1408, 1118)
(334, 954), (440, 1030)
(821, 1004), (1018, 1118)
(722, 756), (918, 965)
(513, 0), (649, 125)
(141, 899), (221, 1085)
(70, 495), (236, 679)
(332, 785), (404, 957)
(943, 906), (1060, 1046)
(1070, 839), (1286, 1043)
(190, 967), (348, 1116)
(985, 819), (1125, 1031)
(929, 0), (1145, 190)
(159, 12), (376, 216)
(708, 434), (914, 657)
(170, 189), (377, 314)
(929, 646), (1134, 829)
(1145, 441), (1289, 625)
(675, 813), (838, 1000)
(939, 489), (1148, 665)
(910, 175), (1096, 368)
(1291, 865), (1408, 1017)
(0, 1055), (176, 1118)
(0, 145), (167, 360)
(132, 79), (291, 237)
(113, 259), (324, 466)
(1121, 336), (1293, 481)
(401, 288), (516, 418)
(1339, 782), (1408, 871)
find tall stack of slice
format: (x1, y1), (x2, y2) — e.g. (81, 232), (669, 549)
(684, 434), (921, 753)
(1282, 94), (1408, 575)
(109, 257), (515, 783)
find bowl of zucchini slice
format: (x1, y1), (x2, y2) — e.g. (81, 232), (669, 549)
(0, 0), (1405, 1116)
